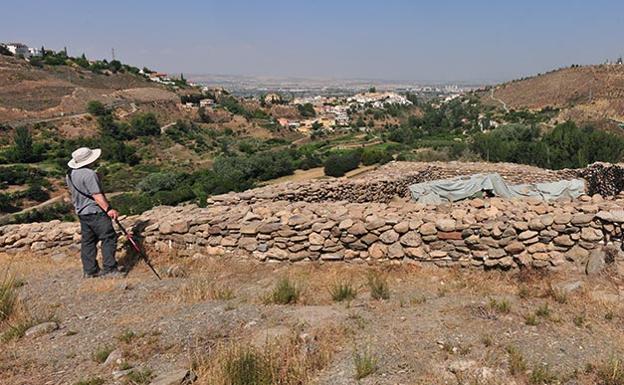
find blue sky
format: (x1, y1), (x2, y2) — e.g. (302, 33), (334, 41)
(2, 0), (623, 82)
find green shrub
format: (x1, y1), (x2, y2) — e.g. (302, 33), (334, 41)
(361, 148), (385, 166)
(116, 329), (136, 343)
(130, 113), (160, 137)
(110, 193), (155, 215)
(223, 348), (272, 385)
(86, 100), (107, 116)
(137, 172), (182, 194)
(330, 281), (357, 302)
(266, 278), (300, 305)
(10, 203), (74, 224)
(324, 150), (361, 177)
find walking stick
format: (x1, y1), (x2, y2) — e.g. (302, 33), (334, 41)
(114, 218), (162, 280)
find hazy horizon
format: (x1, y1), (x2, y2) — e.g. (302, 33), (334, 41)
(2, 0), (623, 83)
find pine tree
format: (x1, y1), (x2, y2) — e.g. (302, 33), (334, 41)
(13, 127), (33, 163)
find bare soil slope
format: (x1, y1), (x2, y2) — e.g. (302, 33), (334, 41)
(0, 56), (179, 124)
(482, 65), (624, 128)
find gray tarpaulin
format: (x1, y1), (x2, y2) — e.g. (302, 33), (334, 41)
(409, 173), (585, 204)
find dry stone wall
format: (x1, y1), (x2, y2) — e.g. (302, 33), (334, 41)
(206, 161), (623, 206)
(3, 161), (624, 271)
(3, 193), (624, 272)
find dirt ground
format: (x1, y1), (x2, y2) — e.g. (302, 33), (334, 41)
(2, 251), (624, 385)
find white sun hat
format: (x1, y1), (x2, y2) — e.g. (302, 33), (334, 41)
(68, 147), (102, 169)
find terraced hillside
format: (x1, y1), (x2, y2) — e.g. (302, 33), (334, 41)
(482, 65), (624, 129)
(0, 55), (179, 124)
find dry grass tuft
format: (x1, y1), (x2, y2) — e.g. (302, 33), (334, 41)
(594, 358), (624, 385)
(488, 298), (511, 314)
(178, 278), (235, 303)
(0, 273), (18, 322)
(507, 345), (527, 376)
(367, 272), (390, 300)
(264, 278), (300, 305)
(192, 327), (341, 385)
(354, 347), (378, 380)
(91, 345), (114, 364)
(329, 280), (357, 302)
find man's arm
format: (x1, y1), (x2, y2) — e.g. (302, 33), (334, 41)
(93, 193), (119, 220)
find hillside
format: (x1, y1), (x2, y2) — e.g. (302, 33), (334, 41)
(0, 55), (180, 126)
(482, 64), (624, 129)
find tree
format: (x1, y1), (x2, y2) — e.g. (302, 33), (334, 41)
(12, 127), (34, 163)
(109, 60), (122, 73)
(86, 100), (108, 116)
(297, 103), (316, 118)
(130, 113), (160, 137)
(75, 53), (89, 68)
(368, 86), (377, 93)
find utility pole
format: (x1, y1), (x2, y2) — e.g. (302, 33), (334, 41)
(112, 48), (116, 61)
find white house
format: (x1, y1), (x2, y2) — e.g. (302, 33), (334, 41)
(27, 47), (41, 57)
(199, 98), (215, 108)
(5, 43), (30, 58)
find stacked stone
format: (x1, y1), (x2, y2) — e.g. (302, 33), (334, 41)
(577, 162), (624, 197)
(5, 194), (624, 273)
(0, 220), (79, 252)
(207, 161), (622, 206)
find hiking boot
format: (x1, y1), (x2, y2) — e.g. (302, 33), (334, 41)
(99, 270), (125, 279)
(83, 271), (100, 279)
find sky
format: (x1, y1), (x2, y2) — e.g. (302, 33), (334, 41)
(2, 0), (623, 83)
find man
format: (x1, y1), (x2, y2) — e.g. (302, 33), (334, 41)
(66, 147), (121, 278)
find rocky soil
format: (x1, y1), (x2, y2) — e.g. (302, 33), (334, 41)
(2, 253), (624, 385)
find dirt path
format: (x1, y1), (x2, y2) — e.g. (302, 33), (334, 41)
(490, 88), (510, 113)
(2, 252), (624, 385)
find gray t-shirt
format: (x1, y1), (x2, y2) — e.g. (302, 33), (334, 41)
(66, 168), (103, 215)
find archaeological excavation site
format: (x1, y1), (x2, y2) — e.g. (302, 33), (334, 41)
(4, 161), (624, 273)
(5, 161), (624, 385)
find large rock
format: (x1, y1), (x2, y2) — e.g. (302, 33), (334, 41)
(504, 241), (524, 254)
(393, 221), (410, 234)
(419, 222), (437, 236)
(586, 249), (606, 275)
(379, 230), (399, 244)
(149, 369), (196, 385)
(25, 322), (58, 338)
(580, 227), (603, 242)
(553, 213), (573, 225)
(308, 233), (325, 245)
(553, 235), (574, 247)
(399, 231), (421, 247)
(369, 243), (388, 259)
(365, 215), (386, 230)
(435, 219), (456, 232)
(518, 230), (538, 241)
(387, 243), (405, 259)
(571, 214), (594, 226)
(347, 221), (368, 236)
